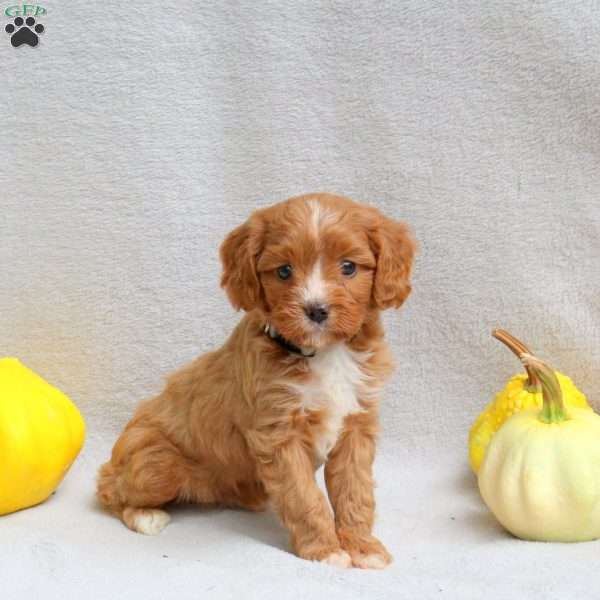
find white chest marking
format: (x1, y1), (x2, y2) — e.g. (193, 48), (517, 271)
(299, 344), (370, 464)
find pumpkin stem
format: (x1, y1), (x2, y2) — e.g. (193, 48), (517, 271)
(520, 353), (569, 424)
(492, 329), (540, 391)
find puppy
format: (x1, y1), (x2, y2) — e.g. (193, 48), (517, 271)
(97, 193), (415, 569)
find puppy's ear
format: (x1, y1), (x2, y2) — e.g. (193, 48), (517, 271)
(367, 210), (416, 310)
(220, 213), (265, 311)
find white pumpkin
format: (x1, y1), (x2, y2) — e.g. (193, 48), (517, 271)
(478, 353), (600, 542)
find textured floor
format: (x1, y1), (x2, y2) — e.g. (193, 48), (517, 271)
(4, 441), (600, 600)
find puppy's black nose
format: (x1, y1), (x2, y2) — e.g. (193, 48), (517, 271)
(305, 303), (329, 324)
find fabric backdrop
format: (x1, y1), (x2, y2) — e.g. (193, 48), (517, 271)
(1, 1), (600, 599)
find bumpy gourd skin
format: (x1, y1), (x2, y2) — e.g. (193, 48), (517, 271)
(0, 358), (85, 515)
(469, 371), (589, 473)
(478, 354), (600, 543)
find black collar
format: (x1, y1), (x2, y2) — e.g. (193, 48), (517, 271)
(264, 324), (316, 357)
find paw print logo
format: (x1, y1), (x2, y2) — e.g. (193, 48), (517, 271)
(5, 16), (45, 47)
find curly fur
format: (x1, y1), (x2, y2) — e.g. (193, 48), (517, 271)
(97, 192), (415, 568)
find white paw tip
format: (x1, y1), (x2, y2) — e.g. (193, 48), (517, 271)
(132, 509), (171, 535)
(321, 550), (352, 568)
(354, 553), (390, 570)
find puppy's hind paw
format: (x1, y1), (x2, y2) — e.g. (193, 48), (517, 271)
(122, 508), (171, 535)
(320, 550), (352, 568)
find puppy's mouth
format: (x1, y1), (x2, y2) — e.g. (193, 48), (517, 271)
(303, 320), (329, 343)
(264, 311), (334, 353)
(267, 300), (364, 352)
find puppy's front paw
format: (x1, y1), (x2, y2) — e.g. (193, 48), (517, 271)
(352, 552), (390, 570)
(296, 544), (352, 568)
(320, 550), (352, 568)
(338, 532), (392, 570)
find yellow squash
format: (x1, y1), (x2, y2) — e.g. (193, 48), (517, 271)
(0, 358), (85, 515)
(468, 330), (588, 473)
(479, 353), (600, 542)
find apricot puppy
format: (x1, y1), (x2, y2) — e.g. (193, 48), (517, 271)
(97, 193), (415, 569)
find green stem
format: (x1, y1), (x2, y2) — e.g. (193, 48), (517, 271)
(520, 353), (569, 424)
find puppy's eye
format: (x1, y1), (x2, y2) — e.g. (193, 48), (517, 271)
(276, 264), (293, 280)
(340, 260), (357, 277)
